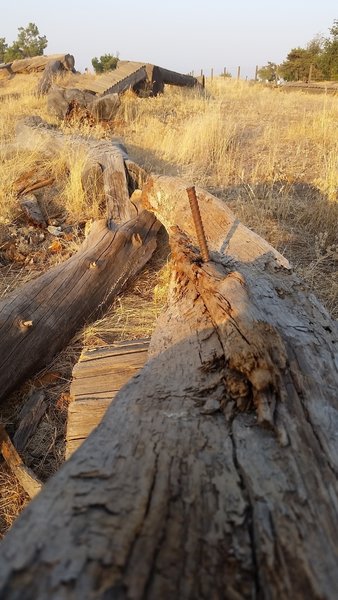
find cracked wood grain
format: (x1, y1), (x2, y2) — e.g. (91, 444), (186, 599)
(0, 211), (160, 404)
(15, 116), (136, 225)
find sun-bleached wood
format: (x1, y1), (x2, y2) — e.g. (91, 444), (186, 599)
(66, 339), (149, 457)
(0, 212), (160, 405)
(0, 175), (337, 598)
(15, 116), (136, 225)
(0, 425), (42, 498)
(2, 54), (75, 74)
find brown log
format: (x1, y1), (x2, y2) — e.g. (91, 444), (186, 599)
(10, 54), (75, 74)
(47, 86), (96, 119)
(15, 116), (136, 225)
(0, 211), (160, 405)
(0, 177), (337, 598)
(37, 60), (66, 96)
(18, 194), (47, 227)
(0, 425), (42, 499)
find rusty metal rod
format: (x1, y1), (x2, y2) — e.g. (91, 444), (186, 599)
(186, 186), (210, 262)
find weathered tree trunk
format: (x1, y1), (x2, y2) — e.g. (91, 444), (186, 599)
(0, 176), (337, 598)
(0, 425), (42, 498)
(0, 211), (160, 405)
(37, 60), (66, 95)
(15, 116), (136, 225)
(4, 54), (75, 74)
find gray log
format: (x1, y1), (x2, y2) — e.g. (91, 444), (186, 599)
(0, 212), (160, 405)
(15, 116), (135, 224)
(47, 86), (96, 119)
(0, 176), (337, 598)
(87, 93), (121, 121)
(10, 54), (75, 74)
(37, 61), (65, 96)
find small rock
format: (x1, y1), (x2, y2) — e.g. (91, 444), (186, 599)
(47, 225), (63, 236)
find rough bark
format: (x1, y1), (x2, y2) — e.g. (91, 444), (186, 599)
(37, 60), (66, 96)
(0, 211), (160, 405)
(0, 425), (42, 498)
(8, 54), (75, 74)
(154, 65), (203, 90)
(47, 86), (96, 119)
(88, 93), (121, 121)
(0, 178), (337, 598)
(15, 116), (136, 225)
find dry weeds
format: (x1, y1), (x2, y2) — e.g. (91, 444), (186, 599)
(0, 72), (337, 537)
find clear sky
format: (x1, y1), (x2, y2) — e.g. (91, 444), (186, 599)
(1, 1), (337, 78)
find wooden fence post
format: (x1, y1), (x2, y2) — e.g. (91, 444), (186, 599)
(237, 66), (241, 81)
(255, 65), (258, 81)
(308, 63), (313, 85)
(211, 68), (214, 81)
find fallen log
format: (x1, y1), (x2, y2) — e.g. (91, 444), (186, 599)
(18, 194), (47, 227)
(0, 424), (42, 499)
(37, 60), (67, 95)
(15, 116), (135, 224)
(46, 86), (96, 119)
(0, 175), (337, 598)
(5, 54), (75, 75)
(0, 211), (160, 405)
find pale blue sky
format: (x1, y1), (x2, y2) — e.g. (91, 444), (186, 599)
(1, 1), (337, 78)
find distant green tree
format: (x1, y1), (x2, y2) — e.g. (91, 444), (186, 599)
(320, 19), (338, 80)
(91, 53), (119, 74)
(0, 37), (8, 62)
(279, 38), (324, 82)
(257, 61), (279, 82)
(4, 23), (47, 61)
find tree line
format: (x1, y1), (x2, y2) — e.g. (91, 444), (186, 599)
(258, 19), (338, 82)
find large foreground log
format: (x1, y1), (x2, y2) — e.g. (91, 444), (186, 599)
(0, 176), (337, 598)
(0, 211), (160, 404)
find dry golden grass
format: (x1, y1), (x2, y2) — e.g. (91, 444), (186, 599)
(116, 80), (338, 315)
(0, 467), (29, 540)
(0, 73), (337, 536)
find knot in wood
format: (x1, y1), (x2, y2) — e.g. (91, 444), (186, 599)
(132, 233), (143, 248)
(18, 319), (33, 330)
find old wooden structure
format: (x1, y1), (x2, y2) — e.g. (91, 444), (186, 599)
(74, 60), (203, 96)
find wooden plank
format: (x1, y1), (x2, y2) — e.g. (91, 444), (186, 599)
(66, 339), (149, 458)
(75, 62), (147, 95)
